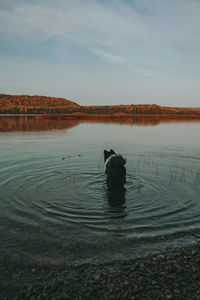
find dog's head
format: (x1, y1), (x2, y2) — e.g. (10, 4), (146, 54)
(104, 149), (116, 162)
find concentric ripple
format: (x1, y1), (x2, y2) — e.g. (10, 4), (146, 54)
(0, 118), (200, 263)
(1, 150), (200, 244)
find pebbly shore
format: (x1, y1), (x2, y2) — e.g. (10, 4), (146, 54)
(2, 242), (200, 300)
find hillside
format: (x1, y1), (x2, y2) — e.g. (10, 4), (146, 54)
(82, 104), (200, 115)
(0, 94), (199, 115)
(0, 94), (80, 114)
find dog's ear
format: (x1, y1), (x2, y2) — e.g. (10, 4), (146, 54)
(110, 149), (116, 155)
(104, 150), (109, 161)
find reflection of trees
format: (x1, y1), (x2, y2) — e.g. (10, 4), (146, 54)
(0, 116), (80, 132)
(82, 116), (200, 126)
(37, 113), (200, 126)
(0, 115), (199, 132)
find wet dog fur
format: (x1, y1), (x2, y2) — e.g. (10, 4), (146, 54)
(104, 149), (126, 189)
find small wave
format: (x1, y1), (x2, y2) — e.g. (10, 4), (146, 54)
(0, 148), (200, 252)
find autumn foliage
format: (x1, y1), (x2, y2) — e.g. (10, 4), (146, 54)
(82, 104), (200, 115)
(0, 93), (200, 116)
(0, 94), (80, 114)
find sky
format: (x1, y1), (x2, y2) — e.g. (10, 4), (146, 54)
(0, 0), (200, 106)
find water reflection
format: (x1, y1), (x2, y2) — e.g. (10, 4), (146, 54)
(0, 116), (80, 132)
(83, 116), (200, 126)
(107, 187), (126, 209)
(104, 187), (127, 219)
(0, 115), (200, 132)
(0, 113), (200, 295)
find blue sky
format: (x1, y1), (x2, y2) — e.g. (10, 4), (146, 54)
(0, 0), (200, 106)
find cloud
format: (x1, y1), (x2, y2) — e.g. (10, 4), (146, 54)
(1, 0), (200, 68)
(0, 0), (144, 46)
(0, 0), (200, 105)
(90, 48), (126, 65)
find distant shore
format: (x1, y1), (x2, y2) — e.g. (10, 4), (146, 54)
(1, 94), (200, 116)
(36, 113), (200, 120)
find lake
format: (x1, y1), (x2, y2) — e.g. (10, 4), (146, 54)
(0, 116), (200, 290)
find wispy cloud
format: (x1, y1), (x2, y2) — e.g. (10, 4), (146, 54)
(1, 0), (200, 67)
(90, 48), (126, 65)
(1, 1), (200, 55)
(0, 0), (144, 47)
(0, 0), (200, 105)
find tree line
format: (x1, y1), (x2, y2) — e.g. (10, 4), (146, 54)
(0, 94), (199, 115)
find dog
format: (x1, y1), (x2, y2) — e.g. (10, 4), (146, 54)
(104, 149), (126, 189)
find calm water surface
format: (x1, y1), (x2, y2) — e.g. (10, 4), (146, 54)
(0, 116), (200, 270)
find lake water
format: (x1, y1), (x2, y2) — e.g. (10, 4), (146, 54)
(0, 116), (200, 281)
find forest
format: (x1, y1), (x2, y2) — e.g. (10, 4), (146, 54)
(0, 94), (80, 114)
(0, 93), (200, 115)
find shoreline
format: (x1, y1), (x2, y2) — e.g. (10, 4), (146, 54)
(1, 113), (200, 121)
(35, 113), (200, 121)
(7, 241), (200, 300)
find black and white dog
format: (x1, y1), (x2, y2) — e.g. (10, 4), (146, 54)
(104, 149), (126, 189)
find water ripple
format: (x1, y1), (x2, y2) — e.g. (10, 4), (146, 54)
(1, 149), (200, 247)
